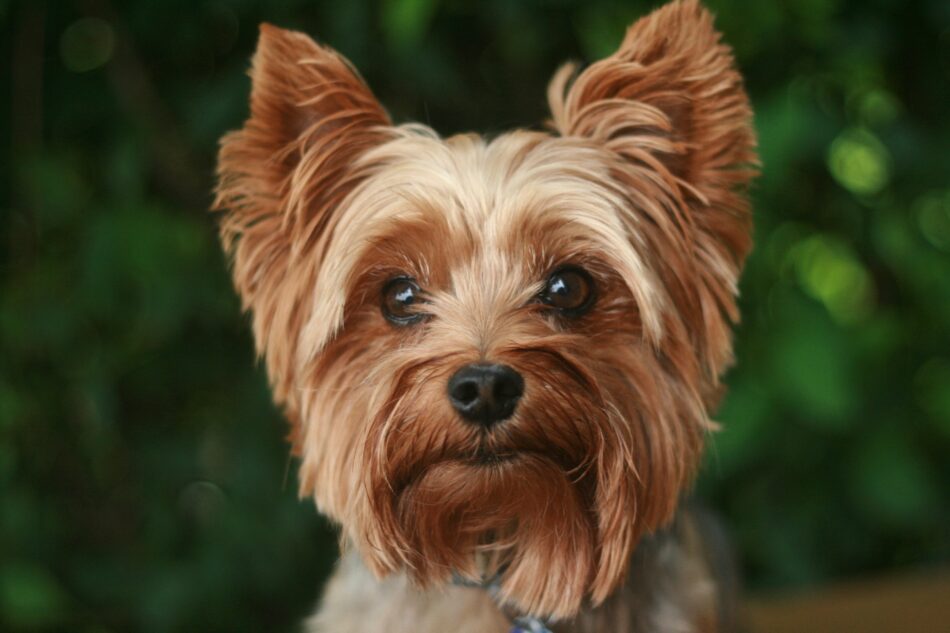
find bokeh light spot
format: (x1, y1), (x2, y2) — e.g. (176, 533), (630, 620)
(827, 128), (891, 196)
(915, 191), (950, 251)
(0, 564), (68, 629)
(913, 358), (950, 437)
(786, 234), (875, 323)
(858, 88), (900, 126)
(383, 0), (439, 50)
(177, 480), (227, 528)
(60, 17), (115, 73)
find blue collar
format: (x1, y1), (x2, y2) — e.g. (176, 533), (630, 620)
(510, 616), (554, 633)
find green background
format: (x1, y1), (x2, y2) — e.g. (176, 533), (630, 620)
(2, 0), (949, 631)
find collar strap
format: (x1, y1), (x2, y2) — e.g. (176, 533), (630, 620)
(510, 616), (554, 633)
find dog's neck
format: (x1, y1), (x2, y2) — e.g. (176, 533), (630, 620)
(449, 573), (553, 632)
(306, 511), (728, 633)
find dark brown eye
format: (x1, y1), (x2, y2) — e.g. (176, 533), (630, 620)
(382, 277), (426, 325)
(540, 267), (595, 316)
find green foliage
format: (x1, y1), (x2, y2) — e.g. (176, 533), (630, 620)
(2, 0), (948, 631)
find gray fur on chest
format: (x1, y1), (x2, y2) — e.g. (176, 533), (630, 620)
(307, 510), (730, 633)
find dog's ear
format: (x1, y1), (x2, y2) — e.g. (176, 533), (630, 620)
(214, 25), (390, 408)
(549, 0), (756, 206)
(548, 0), (757, 377)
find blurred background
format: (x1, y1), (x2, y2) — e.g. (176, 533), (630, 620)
(2, 0), (949, 631)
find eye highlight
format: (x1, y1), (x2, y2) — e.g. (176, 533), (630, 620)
(539, 267), (595, 317)
(381, 277), (426, 325)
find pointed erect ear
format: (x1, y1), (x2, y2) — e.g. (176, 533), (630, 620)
(549, 0), (756, 196)
(214, 25), (390, 411)
(548, 0), (757, 375)
(232, 24), (390, 183)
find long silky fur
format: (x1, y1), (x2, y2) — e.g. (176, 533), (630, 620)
(213, 0), (757, 623)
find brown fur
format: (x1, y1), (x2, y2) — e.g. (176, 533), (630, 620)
(213, 0), (756, 629)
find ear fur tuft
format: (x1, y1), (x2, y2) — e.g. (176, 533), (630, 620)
(214, 25), (391, 414)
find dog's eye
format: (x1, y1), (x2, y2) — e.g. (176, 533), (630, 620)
(382, 277), (426, 325)
(540, 267), (595, 316)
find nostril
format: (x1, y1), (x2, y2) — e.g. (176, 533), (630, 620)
(452, 380), (479, 405)
(494, 372), (524, 402)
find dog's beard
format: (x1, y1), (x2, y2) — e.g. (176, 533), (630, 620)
(398, 457), (594, 609)
(353, 347), (655, 619)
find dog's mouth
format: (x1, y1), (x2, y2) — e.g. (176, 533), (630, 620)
(470, 449), (519, 466)
(464, 434), (577, 470)
(465, 427), (571, 468)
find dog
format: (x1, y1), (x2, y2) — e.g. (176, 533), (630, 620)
(213, 0), (756, 630)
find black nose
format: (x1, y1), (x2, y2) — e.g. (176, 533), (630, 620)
(448, 363), (524, 428)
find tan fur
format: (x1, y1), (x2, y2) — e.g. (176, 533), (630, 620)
(307, 552), (510, 633)
(214, 0), (756, 629)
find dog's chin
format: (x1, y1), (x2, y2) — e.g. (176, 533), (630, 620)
(386, 452), (598, 618)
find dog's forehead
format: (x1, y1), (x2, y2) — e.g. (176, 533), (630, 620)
(338, 128), (630, 274)
(379, 129), (619, 221)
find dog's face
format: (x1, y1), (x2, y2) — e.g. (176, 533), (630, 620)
(215, 0), (755, 619)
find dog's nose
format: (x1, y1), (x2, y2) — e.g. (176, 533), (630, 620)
(448, 363), (524, 428)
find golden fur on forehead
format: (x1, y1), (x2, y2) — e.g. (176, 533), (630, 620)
(214, 0), (757, 621)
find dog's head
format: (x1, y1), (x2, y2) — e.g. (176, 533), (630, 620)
(214, 0), (755, 619)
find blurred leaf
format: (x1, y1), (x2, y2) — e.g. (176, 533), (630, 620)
(0, 564), (68, 629)
(848, 427), (942, 528)
(59, 18), (115, 73)
(914, 358), (950, 437)
(827, 127), (891, 196)
(769, 300), (857, 427)
(914, 190), (950, 252)
(382, 0), (439, 50)
(785, 233), (875, 323)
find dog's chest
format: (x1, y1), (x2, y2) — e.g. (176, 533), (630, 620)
(305, 516), (722, 633)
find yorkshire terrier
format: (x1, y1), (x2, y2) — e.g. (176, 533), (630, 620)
(213, 0), (756, 631)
